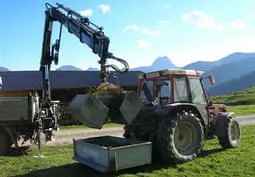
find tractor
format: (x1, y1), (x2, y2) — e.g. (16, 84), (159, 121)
(120, 69), (241, 162)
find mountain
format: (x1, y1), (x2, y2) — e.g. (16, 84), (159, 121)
(56, 65), (82, 71)
(183, 52), (255, 72)
(184, 52), (255, 95)
(0, 66), (9, 71)
(86, 67), (99, 71)
(204, 57), (255, 88)
(183, 61), (220, 72)
(131, 56), (179, 72)
(219, 52), (255, 65)
(209, 71), (255, 96)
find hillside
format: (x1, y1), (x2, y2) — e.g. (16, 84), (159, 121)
(183, 52), (255, 72)
(183, 61), (220, 72)
(212, 86), (255, 105)
(184, 52), (255, 94)
(209, 71), (255, 96)
(0, 66), (9, 71)
(204, 57), (255, 88)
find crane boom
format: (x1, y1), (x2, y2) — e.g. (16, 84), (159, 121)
(40, 3), (129, 103)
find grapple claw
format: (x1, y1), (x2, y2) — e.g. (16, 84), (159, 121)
(120, 91), (142, 124)
(69, 94), (108, 129)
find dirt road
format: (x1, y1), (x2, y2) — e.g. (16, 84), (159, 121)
(46, 127), (124, 146)
(46, 115), (255, 146)
(235, 115), (255, 126)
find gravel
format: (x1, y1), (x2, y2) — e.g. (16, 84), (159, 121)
(45, 115), (255, 146)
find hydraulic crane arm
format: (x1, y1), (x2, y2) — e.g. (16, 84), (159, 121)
(40, 3), (129, 102)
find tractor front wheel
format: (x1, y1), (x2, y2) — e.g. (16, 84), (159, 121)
(156, 112), (204, 163)
(218, 118), (240, 148)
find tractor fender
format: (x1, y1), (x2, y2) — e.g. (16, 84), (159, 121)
(165, 103), (205, 125)
(214, 113), (233, 137)
(168, 103), (201, 112)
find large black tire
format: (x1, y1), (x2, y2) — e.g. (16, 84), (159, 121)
(156, 112), (204, 163)
(218, 118), (240, 148)
(0, 129), (11, 156)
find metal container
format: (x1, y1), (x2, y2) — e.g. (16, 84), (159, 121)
(0, 97), (29, 122)
(73, 136), (152, 172)
(0, 94), (39, 124)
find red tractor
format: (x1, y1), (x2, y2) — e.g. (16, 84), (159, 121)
(121, 69), (241, 162)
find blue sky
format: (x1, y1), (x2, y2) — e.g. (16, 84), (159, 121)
(1, 0), (255, 71)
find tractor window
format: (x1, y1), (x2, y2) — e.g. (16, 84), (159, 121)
(189, 78), (206, 104)
(139, 80), (154, 104)
(156, 80), (171, 105)
(174, 77), (188, 102)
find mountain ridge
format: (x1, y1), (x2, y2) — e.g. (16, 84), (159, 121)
(209, 71), (255, 96)
(0, 66), (9, 71)
(56, 65), (82, 71)
(183, 52), (255, 72)
(130, 56), (179, 72)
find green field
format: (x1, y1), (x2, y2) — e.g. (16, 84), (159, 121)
(0, 125), (254, 177)
(227, 104), (255, 116)
(212, 86), (255, 116)
(212, 86), (255, 106)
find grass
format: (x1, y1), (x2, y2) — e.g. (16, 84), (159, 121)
(0, 125), (254, 177)
(227, 104), (255, 116)
(212, 86), (255, 106)
(211, 86), (255, 116)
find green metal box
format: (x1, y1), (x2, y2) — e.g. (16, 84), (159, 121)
(73, 136), (152, 172)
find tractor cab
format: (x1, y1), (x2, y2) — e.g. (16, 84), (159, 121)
(137, 69), (208, 106)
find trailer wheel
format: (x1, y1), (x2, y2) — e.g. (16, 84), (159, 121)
(156, 112), (204, 163)
(218, 118), (240, 148)
(0, 129), (11, 156)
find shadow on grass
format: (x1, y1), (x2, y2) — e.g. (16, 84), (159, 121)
(12, 148), (226, 177)
(7, 146), (31, 157)
(200, 148), (225, 158)
(12, 162), (153, 177)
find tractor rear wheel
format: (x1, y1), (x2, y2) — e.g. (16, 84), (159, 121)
(156, 112), (204, 163)
(218, 118), (240, 148)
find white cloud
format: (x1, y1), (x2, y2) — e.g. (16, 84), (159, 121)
(160, 34), (255, 67)
(137, 40), (151, 48)
(124, 25), (162, 36)
(165, 4), (171, 9)
(141, 28), (160, 36)
(228, 20), (247, 30)
(80, 9), (93, 16)
(249, 13), (255, 18)
(182, 11), (223, 30)
(124, 25), (140, 32)
(158, 20), (169, 24)
(99, 4), (110, 14)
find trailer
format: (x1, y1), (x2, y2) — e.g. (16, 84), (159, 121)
(0, 75), (60, 155)
(73, 136), (152, 172)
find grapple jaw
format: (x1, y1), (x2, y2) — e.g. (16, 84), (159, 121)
(69, 83), (142, 129)
(69, 94), (109, 129)
(120, 91), (143, 124)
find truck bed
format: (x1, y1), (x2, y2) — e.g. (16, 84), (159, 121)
(0, 97), (29, 123)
